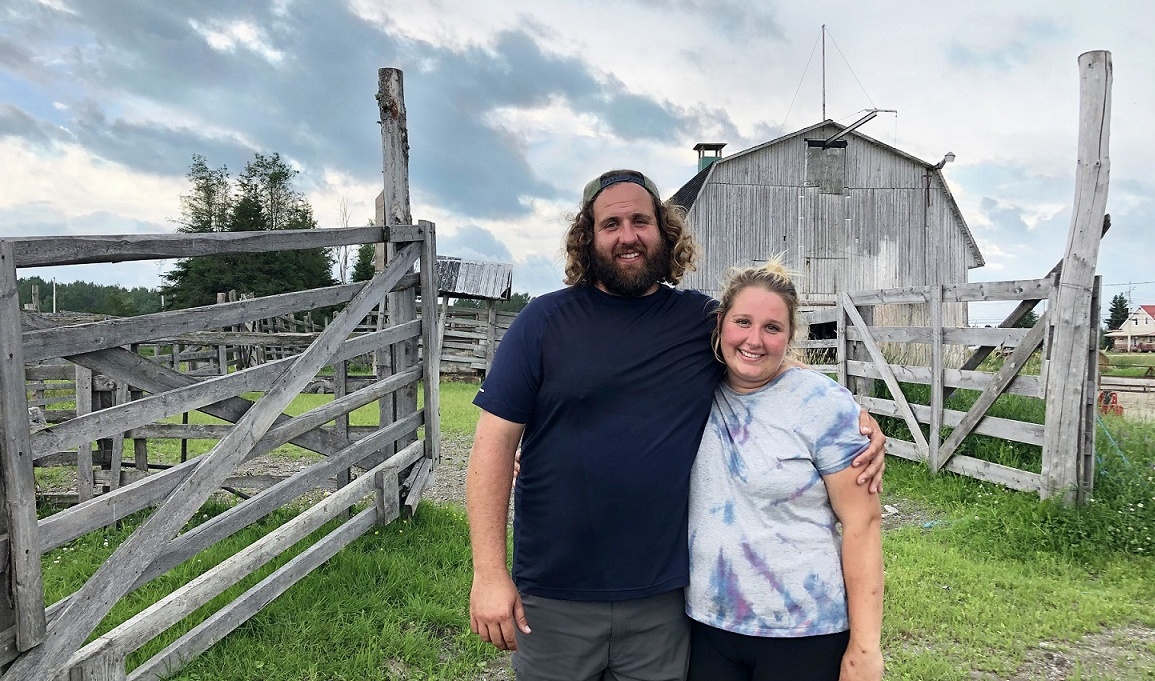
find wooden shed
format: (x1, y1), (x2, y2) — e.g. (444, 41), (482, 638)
(671, 120), (984, 329)
(431, 256), (514, 376)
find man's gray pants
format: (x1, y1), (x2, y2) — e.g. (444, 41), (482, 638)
(512, 589), (690, 681)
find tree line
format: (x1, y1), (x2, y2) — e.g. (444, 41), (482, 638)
(20, 152), (532, 318)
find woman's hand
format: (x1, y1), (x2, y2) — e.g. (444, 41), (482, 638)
(840, 642), (883, 681)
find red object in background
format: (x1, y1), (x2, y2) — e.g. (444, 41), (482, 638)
(1098, 390), (1124, 417)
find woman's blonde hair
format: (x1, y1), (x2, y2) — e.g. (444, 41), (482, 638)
(711, 254), (802, 363)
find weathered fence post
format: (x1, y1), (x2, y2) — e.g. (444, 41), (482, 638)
(1042, 50), (1112, 503)
(929, 284), (944, 471)
(374, 67), (420, 465)
(0, 241), (47, 652)
(418, 219), (441, 467)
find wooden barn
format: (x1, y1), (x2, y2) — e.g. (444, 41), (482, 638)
(671, 121), (985, 329)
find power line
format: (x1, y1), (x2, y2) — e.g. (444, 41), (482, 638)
(1102, 280), (1155, 287)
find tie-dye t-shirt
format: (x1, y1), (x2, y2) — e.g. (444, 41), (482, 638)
(686, 367), (869, 637)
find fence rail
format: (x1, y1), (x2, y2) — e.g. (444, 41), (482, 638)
(0, 66), (441, 681)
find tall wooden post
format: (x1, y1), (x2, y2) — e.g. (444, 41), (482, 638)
(0, 241), (47, 652)
(419, 220), (442, 466)
(1042, 51), (1112, 503)
(378, 67), (419, 459)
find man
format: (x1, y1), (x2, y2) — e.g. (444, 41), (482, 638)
(467, 169), (885, 681)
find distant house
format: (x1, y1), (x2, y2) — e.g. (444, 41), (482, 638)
(671, 121), (984, 329)
(1105, 305), (1155, 352)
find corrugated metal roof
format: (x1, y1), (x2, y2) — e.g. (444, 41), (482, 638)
(435, 257), (513, 300)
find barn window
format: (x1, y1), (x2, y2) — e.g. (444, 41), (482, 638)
(804, 139), (848, 195)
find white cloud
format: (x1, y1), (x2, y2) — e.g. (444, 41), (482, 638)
(188, 18), (285, 64)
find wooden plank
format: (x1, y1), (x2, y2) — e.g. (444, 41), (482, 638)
(32, 359), (289, 460)
(419, 220), (442, 466)
(386, 224), (423, 242)
(24, 319), (420, 462)
(65, 637), (125, 681)
(0, 241), (46, 651)
(845, 360), (1043, 397)
(71, 443), (420, 666)
(10, 226), (386, 268)
(125, 507), (378, 681)
(403, 458), (433, 515)
(25, 366), (73, 381)
(20, 274), (418, 364)
(74, 366), (94, 503)
(1080, 276), (1102, 503)
(942, 455), (1042, 493)
(844, 326), (1032, 347)
(929, 284), (943, 471)
(108, 383), (129, 491)
(24, 284), (355, 362)
(3, 242), (423, 680)
(118, 412), (422, 598)
(856, 396), (1044, 446)
(836, 297), (847, 388)
(1042, 51), (1112, 503)
(376, 470), (400, 527)
(34, 368), (421, 554)
(152, 331), (319, 347)
(847, 279), (1054, 305)
(484, 300), (497, 376)
(841, 293), (930, 458)
(936, 316), (1049, 469)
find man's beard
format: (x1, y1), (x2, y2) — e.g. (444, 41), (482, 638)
(589, 239), (670, 297)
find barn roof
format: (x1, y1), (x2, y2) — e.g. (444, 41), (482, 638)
(435, 256), (513, 300)
(671, 120), (985, 268)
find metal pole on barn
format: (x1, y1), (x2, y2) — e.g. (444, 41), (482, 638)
(1041, 50), (1112, 504)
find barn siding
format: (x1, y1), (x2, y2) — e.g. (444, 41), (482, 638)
(679, 125), (974, 331)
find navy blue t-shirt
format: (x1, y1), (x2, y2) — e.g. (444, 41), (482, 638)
(473, 284), (723, 601)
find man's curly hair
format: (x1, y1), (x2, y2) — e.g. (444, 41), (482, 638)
(563, 191), (699, 288)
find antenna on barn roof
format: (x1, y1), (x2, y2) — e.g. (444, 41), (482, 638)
(821, 24), (826, 120)
(821, 108), (897, 147)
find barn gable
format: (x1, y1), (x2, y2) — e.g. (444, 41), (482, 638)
(672, 120), (984, 308)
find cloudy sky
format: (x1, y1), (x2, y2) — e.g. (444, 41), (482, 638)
(1, 0), (1149, 324)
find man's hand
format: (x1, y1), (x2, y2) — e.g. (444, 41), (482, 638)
(851, 411), (886, 494)
(469, 572), (531, 651)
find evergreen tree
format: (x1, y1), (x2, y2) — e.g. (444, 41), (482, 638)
(351, 243), (376, 282)
(177, 155), (232, 233)
(163, 153), (335, 309)
(1106, 293), (1130, 330)
(1013, 309), (1039, 328)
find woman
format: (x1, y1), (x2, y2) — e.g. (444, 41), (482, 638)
(686, 259), (884, 681)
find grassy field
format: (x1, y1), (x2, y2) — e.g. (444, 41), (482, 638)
(1103, 351), (1155, 377)
(39, 380), (1155, 680)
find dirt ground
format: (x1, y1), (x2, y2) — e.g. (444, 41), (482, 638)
(1106, 388), (1155, 421)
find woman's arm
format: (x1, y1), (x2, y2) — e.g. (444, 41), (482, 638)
(824, 465), (884, 681)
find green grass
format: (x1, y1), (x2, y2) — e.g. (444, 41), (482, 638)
(36, 379), (1155, 679)
(1103, 352), (1155, 377)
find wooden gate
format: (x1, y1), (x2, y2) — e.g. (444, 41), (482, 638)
(799, 51), (1112, 505)
(0, 67), (440, 680)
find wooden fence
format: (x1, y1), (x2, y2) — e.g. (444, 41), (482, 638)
(800, 272), (1099, 502)
(0, 67), (439, 681)
(798, 51), (1112, 505)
